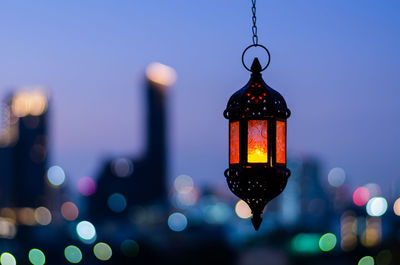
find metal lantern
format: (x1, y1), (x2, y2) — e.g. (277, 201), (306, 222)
(223, 47), (291, 230)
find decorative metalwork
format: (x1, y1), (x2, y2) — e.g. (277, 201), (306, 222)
(223, 57), (291, 230)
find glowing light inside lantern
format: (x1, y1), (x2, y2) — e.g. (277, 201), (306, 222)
(276, 120), (286, 164)
(247, 120), (268, 163)
(229, 121), (239, 164)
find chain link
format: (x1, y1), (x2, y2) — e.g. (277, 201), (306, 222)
(251, 0), (258, 45)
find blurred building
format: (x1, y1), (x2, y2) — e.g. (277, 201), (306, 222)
(88, 63), (176, 220)
(0, 89), (49, 208)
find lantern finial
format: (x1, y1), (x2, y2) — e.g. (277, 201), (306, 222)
(250, 57), (262, 74)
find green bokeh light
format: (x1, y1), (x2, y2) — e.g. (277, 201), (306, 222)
(64, 245), (82, 264)
(93, 243), (112, 261)
(358, 256), (375, 265)
(319, 233), (337, 252)
(0, 253), (16, 265)
(121, 240), (139, 257)
(290, 233), (320, 254)
(28, 249), (45, 265)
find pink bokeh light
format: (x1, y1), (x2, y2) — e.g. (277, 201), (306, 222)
(77, 177), (97, 196)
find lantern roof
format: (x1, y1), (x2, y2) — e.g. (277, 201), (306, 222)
(224, 58), (290, 120)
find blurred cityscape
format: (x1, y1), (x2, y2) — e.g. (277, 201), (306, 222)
(0, 62), (399, 265)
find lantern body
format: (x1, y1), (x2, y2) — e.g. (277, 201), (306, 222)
(223, 58), (291, 230)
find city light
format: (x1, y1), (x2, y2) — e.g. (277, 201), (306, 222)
(364, 183), (381, 197)
(111, 158), (134, 178)
(77, 177), (97, 196)
(28, 249), (45, 265)
(353, 187), (370, 206)
(340, 211), (357, 251)
(366, 197), (388, 217)
(235, 200), (252, 219)
(290, 233), (320, 254)
(167, 212), (188, 232)
(76, 221), (96, 242)
(203, 202), (231, 224)
(361, 217), (382, 247)
(107, 193), (127, 213)
(11, 90), (47, 117)
(376, 250), (392, 265)
(174, 174), (194, 194)
(61, 202), (79, 221)
(327, 167), (346, 187)
(34, 207), (52, 225)
(319, 233), (337, 252)
(146, 62), (177, 88)
(393, 198), (400, 216)
(121, 240), (139, 257)
(46, 165), (66, 187)
(358, 256), (374, 265)
(0, 253), (16, 265)
(64, 245), (82, 264)
(93, 243), (112, 261)
(18, 207), (36, 225)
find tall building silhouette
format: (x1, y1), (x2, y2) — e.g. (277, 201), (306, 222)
(88, 63), (176, 219)
(0, 89), (49, 208)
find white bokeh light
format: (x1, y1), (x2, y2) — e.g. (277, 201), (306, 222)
(47, 166), (66, 187)
(366, 197), (388, 217)
(76, 221), (96, 241)
(327, 167), (346, 187)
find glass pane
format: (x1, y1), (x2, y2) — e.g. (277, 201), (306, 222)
(229, 121), (239, 164)
(276, 121), (286, 164)
(247, 120), (268, 163)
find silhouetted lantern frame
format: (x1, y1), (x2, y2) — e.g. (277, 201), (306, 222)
(223, 45), (291, 230)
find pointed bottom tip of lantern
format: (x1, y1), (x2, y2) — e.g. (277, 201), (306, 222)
(251, 216), (263, 231)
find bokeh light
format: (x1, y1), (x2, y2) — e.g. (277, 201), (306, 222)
(393, 198), (400, 216)
(146, 62), (177, 88)
(107, 193), (127, 213)
(46, 165), (66, 187)
(11, 90), (47, 117)
(364, 183), (381, 197)
(174, 174), (194, 194)
(76, 221), (96, 242)
(203, 202), (231, 224)
(120, 240), (139, 257)
(327, 167), (346, 187)
(0, 253), (16, 265)
(358, 256), (374, 265)
(64, 245), (82, 264)
(291, 233), (320, 254)
(111, 158), (134, 177)
(353, 187), (370, 206)
(167, 212), (188, 232)
(28, 249), (45, 265)
(235, 200), (252, 219)
(376, 249), (392, 265)
(93, 243), (112, 261)
(34, 207), (52, 225)
(61, 202), (79, 221)
(77, 177), (97, 196)
(319, 233), (337, 252)
(18, 207), (36, 225)
(366, 197), (388, 217)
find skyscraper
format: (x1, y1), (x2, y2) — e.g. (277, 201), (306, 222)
(88, 63), (176, 219)
(0, 89), (49, 208)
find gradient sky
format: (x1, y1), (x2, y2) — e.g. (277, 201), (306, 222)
(0, 0), (399, 195)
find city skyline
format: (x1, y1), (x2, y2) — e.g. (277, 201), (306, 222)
(0, 0), (399, 195)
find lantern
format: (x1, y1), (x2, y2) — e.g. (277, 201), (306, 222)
(223, 50), (291, 230)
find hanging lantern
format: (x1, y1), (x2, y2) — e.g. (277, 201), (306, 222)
(223, 1), (291, 231)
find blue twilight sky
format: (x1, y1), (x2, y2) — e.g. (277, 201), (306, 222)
(0, 0), (399, 195)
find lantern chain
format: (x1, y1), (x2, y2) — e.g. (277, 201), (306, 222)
(251, 0), (258, 45)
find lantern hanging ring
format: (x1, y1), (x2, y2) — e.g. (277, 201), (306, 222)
(242, 44), (271, 72)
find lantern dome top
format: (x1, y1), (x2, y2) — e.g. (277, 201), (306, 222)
(224, 58), (290, 120)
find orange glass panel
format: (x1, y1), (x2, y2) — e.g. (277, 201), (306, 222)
(247, 120), (268, 163)
(276, 121), (286, 164)
(229, 121), (239, 164)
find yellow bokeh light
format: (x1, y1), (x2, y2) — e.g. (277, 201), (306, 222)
(235, 200), (252, 219)
(146, 62), (177, 88)
(11, 90), (47, 117)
